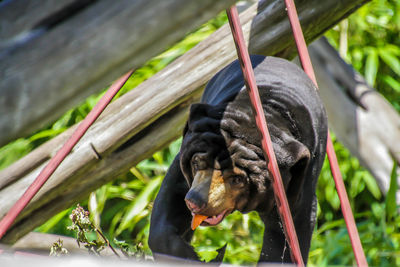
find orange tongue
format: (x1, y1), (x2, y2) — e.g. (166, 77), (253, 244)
(191, 214), (208, 230)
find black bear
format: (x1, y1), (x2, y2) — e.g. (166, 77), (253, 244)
(149, 55), (327, 263)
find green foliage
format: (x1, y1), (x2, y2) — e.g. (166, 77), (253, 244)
(67, 204), (108, 255)
(0, 94), (101, 171)
(309, 136), (400, 266)
(113, 238), (146, 260)
(313, 2), (400, 264)
(316, 135), (382, 224)
(77, 139), (181, 256)
(1, 1), (399, 266)
(386, 163), (398, 221)
(192, 211), (264, 265)
(325, 0), (400, 111)
(36, 208), (74, 235)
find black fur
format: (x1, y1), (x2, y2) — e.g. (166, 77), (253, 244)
(149, 55), (327, 263)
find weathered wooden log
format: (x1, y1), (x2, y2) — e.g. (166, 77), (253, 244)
(307, 38), (400, 201)
(0, 0), (369, 243)
(0, 0), (237, 147)
(12, 232), (118, 256)
(0, 0), (78, 45)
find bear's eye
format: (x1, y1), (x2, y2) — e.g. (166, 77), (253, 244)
(230, 176), (244, 186)
(192, 161), (199, 172)
(191, 155), (205, 172)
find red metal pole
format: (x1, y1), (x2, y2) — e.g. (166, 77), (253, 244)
(284, 0), (368, 266)
(0, 70), (134, 240)
(226, 6), (304, 266)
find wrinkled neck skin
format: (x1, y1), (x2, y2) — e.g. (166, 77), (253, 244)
(223, 90), (304, 216)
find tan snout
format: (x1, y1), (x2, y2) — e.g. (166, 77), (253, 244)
(185, 169), (231, 215)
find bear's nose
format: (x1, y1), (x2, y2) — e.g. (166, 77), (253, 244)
(185, 190), (207, 213)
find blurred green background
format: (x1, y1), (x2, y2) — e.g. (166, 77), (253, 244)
(1, 0), (399, 265)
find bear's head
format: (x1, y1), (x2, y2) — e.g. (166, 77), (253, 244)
(180, 99), (311, 227)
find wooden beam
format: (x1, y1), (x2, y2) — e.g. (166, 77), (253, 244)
(0, 0), (237, 147)
(0, 0), (368, 243)
(307, 38), (400, 201)
(0, 0), (80, 43)
(12, 232), (117, 256)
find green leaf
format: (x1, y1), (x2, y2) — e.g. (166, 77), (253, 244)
(137, 161), (168, 172)
(197, 250), (219, 262)
(385, 162), (398, 220)
(29, 128), (66, 142)
(115, 176), (162, 235)
(152, 151), (164, 165)
(384, 44), (400, 56)
(372, 202), (384, 218)
(316, 219), (345, 235)
(379, 49), (400, 76)
(0, 139), (32, 170)
(362, 172), (382, 200)
(35, 208), (71, 233)
(109, 211), (124, 237)
(381, 75), (400, 93)
(364, 48), (379, 86)
(325, 183), (340, 210)
(88, 192), (101, 230)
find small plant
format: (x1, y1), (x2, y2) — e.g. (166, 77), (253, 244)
(50, 239), (69, 257)
(113, 239), (146, 260)
(68, 204), (120, 257)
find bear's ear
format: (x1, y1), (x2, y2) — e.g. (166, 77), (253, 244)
(188, 103), (210, 123)
(188, 103), (225, 123)
(281, 139), (311, 207)
(182, 104), (209, 136)
(185, 103), (225, 135)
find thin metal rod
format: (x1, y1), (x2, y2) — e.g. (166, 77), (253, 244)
(326, 133), (368, 266)
(226, 6), (304, 266)
(284, 0), (368, 265)
(0, 70), (134, 240)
